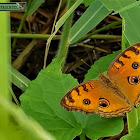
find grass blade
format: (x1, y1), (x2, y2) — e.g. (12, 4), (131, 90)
(69, 0), (110, 44)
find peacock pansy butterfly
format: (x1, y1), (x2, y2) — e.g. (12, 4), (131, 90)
(60, 43), (140, 117)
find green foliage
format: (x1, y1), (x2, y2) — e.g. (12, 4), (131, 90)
(10, 0), (140, 139)
(101, 0), (140, 44)
(113, 1), (140, 15)
(57, 0), (74, 67)
(82, 0), (95, 7)
(10, 66), (30, 91)
(20, 57), (124, 140)
(47, 0), (83, 43)
(0, 5), (10, 139)
(121, 120), (140, 140)
(0, 96), (55, 140)
(27, 0), (45, 16)
(0, 1), (54, 139)
(69, 0), (110, 44)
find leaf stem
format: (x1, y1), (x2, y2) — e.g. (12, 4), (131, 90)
(11, 33), (121, 40)
(56, 0), (75, 68)
(127, 108), (138, 132)
(11, 33), (61, 40)
(10, 65), (30, 91)
(12, 39), (37, 70)
(0, 0), (10, 138)
(79, 133), (85, 140)
(9, 87), (20, 106)
(121, 19), (130, 50)
(12, 0), (32, 49)
(122, 18), (138, 133)
(78, 20), (122, 43)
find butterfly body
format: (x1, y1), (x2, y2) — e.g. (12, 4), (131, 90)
(60, 43), (140, 117)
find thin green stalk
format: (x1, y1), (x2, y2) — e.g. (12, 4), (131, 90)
(11, 33), (121, 40)
(9, 87), (20, 106)
(11, 33), (61, 40)
(46, 0), (83, 43)
(12, 0), (32, 48)
(121, 19), (129, 50)
(79, 133), (86, 140)
(137, 106), (140, 120)
(10, 65), (30, 91)
(76, 43), (109, 52)
(90, 34), (121, 39)
(127, 108), (138, 132)
(43, 0), (63, 68)
(122, 17), (138, 132)
(57, 0), (75, 68)
(78, 20), (122, 43)
(12, 39), (37, 70)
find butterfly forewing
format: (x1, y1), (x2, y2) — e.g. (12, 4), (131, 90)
(107, 43), (140, 106)
(60, 81), (100, 114)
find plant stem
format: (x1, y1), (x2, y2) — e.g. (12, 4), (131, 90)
(76, 43), (109, 52)
(11, 33), (61, 40)
(12, 39), (37, 70)
(127, 108), (138, 132)
(122, 18), (138, 132)
(0, 0), (10, 138)
(79, 133), (85, 140)
(57, 0), (75, 68)
(9, 87), (20, 106)
(10, 65), (30, 91)
(137, 106), (140, 120)
(121, 19), (130, 50)
(90, 34), (121, 40)
(11, 33), (121, 40)
(78, 20), (122, 43)
(12, 0), (32, 49)
(43, 0), (63, 68)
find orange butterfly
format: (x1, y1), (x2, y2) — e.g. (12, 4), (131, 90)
(60, 43), (140, 117)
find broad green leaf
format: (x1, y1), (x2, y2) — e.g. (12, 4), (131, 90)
(113, 1), (140, 15)
(84, 50), (121, 81)
(101, 0), (134, 11)
(20, 57), (124, 139)
(101, 0), (140, 45)
(76, 112), (123, 139)
(20, 58), (82, 140)
(69, 0), (110, 44)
